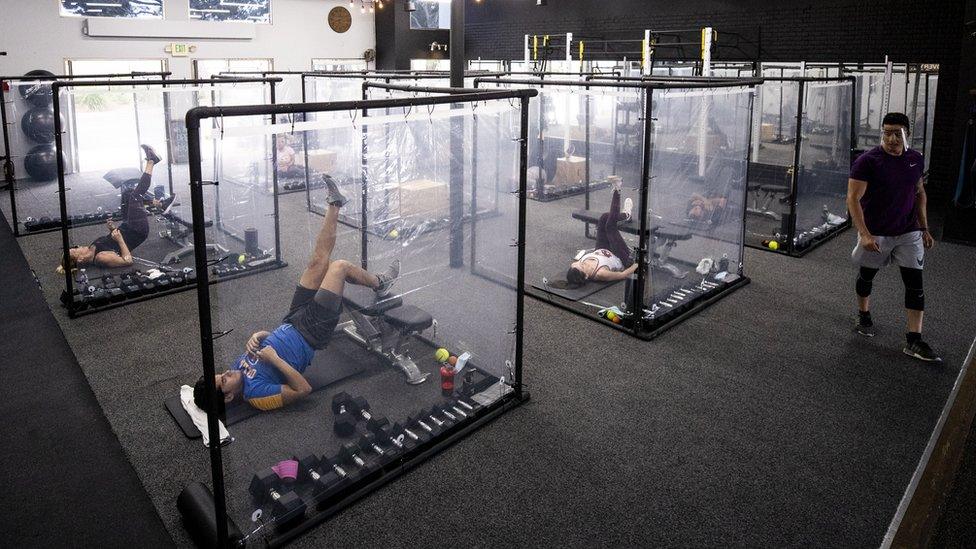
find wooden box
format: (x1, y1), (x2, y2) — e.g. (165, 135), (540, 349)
(400, 179), (449, 219)
(761, 123), (776, 142)
(552, 155), (586, 187)
(302, 149), (337, 173)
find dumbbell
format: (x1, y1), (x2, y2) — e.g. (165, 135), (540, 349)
(293, 454), (344, 506)
(358, 432), (395, 459)
(406, 411), (442, 437)
(367, 416), (416, 452)
(440, 401), (470, 420)
(391, 421), (426, 448)
(247, 469), (306, 531)
(337, 443), (372, 473)
(331, 392), (375, 436)
(422, 407), (455, 430)
(319, 454), (361, 484)
(432, 404), (461, 425)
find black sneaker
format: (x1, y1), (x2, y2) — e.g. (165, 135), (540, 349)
(854, 314), (875, 337)
(375, 259), (400, 298)
(141, 144), (162, 164)
(903, 340), (943, 362)
(321, 175), (348, 207)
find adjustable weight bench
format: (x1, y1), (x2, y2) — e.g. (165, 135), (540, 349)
(746, 183), (789, 221)
(338, 284), (434, 385)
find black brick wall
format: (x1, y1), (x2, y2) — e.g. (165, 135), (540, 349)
(464, 0), (969, 202)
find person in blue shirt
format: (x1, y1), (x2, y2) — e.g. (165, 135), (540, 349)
(193, 176), (399, 411)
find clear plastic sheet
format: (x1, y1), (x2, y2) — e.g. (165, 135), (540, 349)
(744, 78), (854, 255)
(56, 80), (279, 315)
(190, 92), (526, 545)
(640, 85), (752, 326)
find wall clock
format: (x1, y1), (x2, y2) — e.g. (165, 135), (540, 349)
(328, 7), (352, 33)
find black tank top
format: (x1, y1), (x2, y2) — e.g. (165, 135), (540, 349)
(91, 234), (121, 256)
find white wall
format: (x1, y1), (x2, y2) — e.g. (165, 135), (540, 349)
(0, 0), (375, 78)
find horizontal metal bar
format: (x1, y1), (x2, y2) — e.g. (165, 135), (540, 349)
(185, 89), (537, 126)
(50, 77), (280, 90)
(0, 71), (170, 83)
(475, 76), (763, 90)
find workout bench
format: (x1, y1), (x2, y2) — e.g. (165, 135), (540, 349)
(338, 284), (435, 385)
(160, 212), (225, 265)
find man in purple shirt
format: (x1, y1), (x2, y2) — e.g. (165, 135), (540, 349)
(847, 112), (940, 362)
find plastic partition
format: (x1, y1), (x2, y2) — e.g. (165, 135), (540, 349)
(181, 88), (532, 547)
(53, 78), (283, 317)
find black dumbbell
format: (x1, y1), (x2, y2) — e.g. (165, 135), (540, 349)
(410, 409), (448, 435)
(368, 417), (419, 452)
(320, 454), (361, 484)
(406, 411), (442, 436)
(338, 443), (370, 472)
(247, 469), (306, 531)
(293, 454), (344, 506)
(331, 394), (358, 437)
(430, 405), (461, 426)
(453, 397), (480, 414)
(358, 432), (397, 459)
(334, 392), (376, 422)
(440, 401), (470, 420)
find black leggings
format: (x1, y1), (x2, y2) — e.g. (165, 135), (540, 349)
(856, 266), (925, 311)
(595, 190), (632, 267)
(118, 173), (151, 249)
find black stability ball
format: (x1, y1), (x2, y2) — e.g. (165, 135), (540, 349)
(21, 106), (60, 143)
(24, 144), (60, 181)
(18, 70), (56, 108)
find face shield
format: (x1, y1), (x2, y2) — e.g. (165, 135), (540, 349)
(882, 126), (909, 151)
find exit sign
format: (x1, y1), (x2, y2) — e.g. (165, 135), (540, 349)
(169, 43), (191, 57)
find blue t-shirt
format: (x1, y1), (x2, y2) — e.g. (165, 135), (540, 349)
(850, 146), (925, 236)
(231, 323), (314, 410)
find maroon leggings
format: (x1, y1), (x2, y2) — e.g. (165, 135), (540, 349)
(595, 190), (632, 267)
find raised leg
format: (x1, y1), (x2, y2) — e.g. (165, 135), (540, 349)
(318, 259), (380, 297)
(298, 204), (340, 290)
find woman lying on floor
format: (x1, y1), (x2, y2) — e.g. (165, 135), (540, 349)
(565, 185), (639, 287)
(57, 145), (174, 272)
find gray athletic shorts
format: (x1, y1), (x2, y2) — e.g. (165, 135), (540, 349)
(851, 230), (924, 270)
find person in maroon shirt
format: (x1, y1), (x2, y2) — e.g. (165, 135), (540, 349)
(847, 112), (940, 362)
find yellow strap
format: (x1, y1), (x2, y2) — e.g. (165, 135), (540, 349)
(578, 41), (584, 61)
(641, 39), (647, 69)
(533, 35), (538, 60)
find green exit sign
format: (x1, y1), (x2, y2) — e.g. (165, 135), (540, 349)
(170, 43), (190, 57)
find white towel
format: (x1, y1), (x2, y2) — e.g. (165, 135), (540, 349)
(180, 385), (231, 447)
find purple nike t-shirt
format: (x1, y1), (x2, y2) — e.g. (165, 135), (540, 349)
(850, 146), (925, 236)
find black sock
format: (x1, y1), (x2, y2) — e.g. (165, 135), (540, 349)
(858, 310), (871, 319)
(907, 331), (922, 344)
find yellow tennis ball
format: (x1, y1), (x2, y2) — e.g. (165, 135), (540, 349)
(434, 348), (450, 362)
(389, 229), (400, 238)
(606, 311), (618, 321)
(768, 241), (779, 251)
(238, 254), (247, 264)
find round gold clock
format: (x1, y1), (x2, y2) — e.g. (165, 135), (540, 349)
(328, 7), (352, 33)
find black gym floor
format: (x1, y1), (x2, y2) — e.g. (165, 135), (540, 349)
(2, 188), (975, 547)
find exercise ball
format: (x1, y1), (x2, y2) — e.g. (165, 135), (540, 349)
(24, 144), (59, 181)
(18, 70), (56, 108)
(20, 106), (60, 143)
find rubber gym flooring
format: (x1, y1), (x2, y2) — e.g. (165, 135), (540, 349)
(3, 187), (976, 547)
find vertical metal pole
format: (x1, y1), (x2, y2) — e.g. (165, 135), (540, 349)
(360, 97), (369, 269)
(786, 81), (806, 255)
(161, 80), (176, 195)
(536, 85), (545, 199)
(0, 81), (19, 236)
(54, 85), (76, 317)
(584, 82), (592, 239)
(449, 0), (465, 267)
(301, 74), (315, 214)
(514, 95), (529, 399)
(186, 112), (229, 547)
(269, 82), (282, 264)
(632, 86), (655, 335)
(740, 86), (756, 274)
(470, 93), (480, 268)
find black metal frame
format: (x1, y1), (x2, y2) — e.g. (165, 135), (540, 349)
(51, 77), (284, 317)
(1, 72), (171, 237)
(472, 76), (762, 340)
(184, 88), (534, 548)
(743, 76), (857, 257)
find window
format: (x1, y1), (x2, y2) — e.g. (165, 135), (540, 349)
(409, 0), (450, 30)
(192, 58), (273, 79)
(65, 58), (168, 76)
(312, 59), (368, 72)
(189, 0), (271, 23)
(60, 0), (164, 18)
